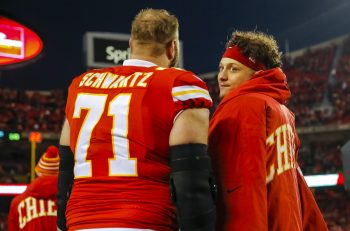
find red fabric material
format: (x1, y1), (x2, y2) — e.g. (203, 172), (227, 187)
(223, 46), (266, 71)
(64, 65), (212, 230)
(208, 68), (327, 231)
(297, 169), (329, 231)
(8, 176), (58, 231)
(45, 146), (59, 158)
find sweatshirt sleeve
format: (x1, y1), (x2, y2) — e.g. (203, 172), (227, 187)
(297, 167), (328, 231)
(8, 197), (19, 231)
(212, 96), (268, 231)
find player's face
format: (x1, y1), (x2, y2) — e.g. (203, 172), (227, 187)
(218, 57), (256, 98)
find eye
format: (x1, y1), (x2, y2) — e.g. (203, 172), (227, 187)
(219, 65), (224, 72)
(230, 66), (239, 72)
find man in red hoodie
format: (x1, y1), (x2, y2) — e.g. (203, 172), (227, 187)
(208, 30), (328, 231)
(8, 146), (59, 231)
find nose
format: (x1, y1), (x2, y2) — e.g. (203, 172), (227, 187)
(218, 69), (228, 82)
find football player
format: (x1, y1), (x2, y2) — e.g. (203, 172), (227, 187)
(57, 9), (216, 231)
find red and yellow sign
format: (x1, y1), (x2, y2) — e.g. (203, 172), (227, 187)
(0, 16), (43, 66)
(29, 132), (42, 143)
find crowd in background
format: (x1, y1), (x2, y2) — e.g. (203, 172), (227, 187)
(1, 36), (350, 230)
(0, 143), (30, 185)
(284, 46), (336, 127)
(298, 141), (343, 175)
(0, 88), (65, 133)
(1, 37), (350, 132)
(328, 38), (350, 125)
(316, 188), (350, 231)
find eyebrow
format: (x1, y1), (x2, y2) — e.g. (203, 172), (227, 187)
(220, 62), (241, 68)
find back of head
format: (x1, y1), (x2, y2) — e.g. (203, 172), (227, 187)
(131, 8), (179, 56)
(227, 30), (282, 69)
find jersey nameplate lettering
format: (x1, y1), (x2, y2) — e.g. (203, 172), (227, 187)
(79, 72), (153, 89)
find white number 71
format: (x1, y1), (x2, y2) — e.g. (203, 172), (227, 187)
(73, 93), (137, 178)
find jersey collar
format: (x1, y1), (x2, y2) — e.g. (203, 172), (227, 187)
(123, 59), (157, 67)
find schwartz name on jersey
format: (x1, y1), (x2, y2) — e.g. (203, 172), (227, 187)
(65, 60), (212, 231)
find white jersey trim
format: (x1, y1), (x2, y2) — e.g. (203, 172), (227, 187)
(76, 228), (156, 231)
(172, 85), (212, 102)
(123, 59), (157, 67)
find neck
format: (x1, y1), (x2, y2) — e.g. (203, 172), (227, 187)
(130, 53), (170, 68)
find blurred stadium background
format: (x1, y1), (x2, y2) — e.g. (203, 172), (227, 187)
(1, 1), (350, 230)
(1, 32), (350, 230)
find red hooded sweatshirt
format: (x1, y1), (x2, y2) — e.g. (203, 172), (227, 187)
(8, 176), (58, 231)
(208, 68), (328, 231)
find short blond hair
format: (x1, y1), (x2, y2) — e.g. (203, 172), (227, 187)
(226, 30), (282, 69)
(131, 9), (179, 55)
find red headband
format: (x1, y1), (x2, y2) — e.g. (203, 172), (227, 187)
(222, 46), (266, 71)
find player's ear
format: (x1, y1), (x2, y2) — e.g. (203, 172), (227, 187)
(166, 40), (176, 60)
(129, 38), (133, 50)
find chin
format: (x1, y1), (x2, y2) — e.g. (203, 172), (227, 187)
(219, 89), (228, 99)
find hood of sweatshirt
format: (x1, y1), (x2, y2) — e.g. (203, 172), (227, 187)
(25, 175), (58, 199)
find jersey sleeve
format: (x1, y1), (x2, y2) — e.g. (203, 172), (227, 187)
(297, 167), (328, 231)
(172, 72), (212, 114)
(209, 96), (268, 230)
(8, 197), (19, 231)
(65, 76), (80, 119)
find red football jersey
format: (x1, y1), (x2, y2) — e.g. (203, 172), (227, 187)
(8, 176), (58, 231)
(65, 61), (212, 231)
